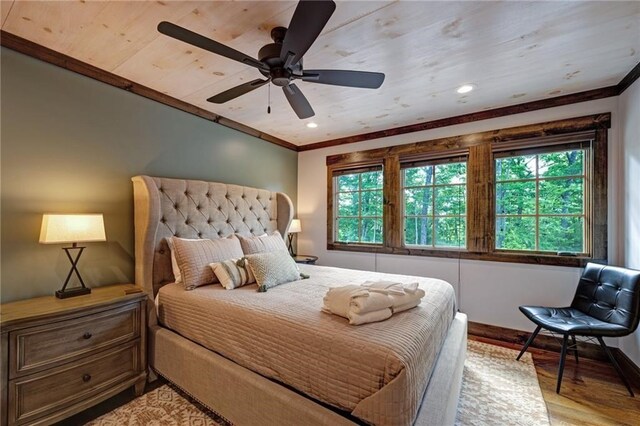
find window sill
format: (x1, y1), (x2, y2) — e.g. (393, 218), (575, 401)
(327, 243), (597, 267)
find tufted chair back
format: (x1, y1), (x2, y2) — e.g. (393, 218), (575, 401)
(571, 263), (640, 334)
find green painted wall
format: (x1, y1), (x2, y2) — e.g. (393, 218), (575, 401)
(0, 47), (298, 303)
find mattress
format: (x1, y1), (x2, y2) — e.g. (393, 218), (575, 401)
(156, 264), (456, 426)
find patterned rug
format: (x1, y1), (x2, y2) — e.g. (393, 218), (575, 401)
(88, 340), (549, 426)
(456, 340), (550, 426)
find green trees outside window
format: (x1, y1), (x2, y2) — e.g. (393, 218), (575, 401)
(495, 149), (586, 253)
(402, 161), (467, 248)
(334, 169), (383, 243)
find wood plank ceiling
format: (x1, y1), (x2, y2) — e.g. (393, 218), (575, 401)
(1, 1), (638, 147)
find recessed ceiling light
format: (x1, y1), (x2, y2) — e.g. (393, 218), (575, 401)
(456, 84), (475, 94)
(306, 122), (318, 128)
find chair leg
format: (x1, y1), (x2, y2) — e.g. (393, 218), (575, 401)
(556, 334), (569, 394)
(571, 335), (579, 364)
(596, 336), (635, 397)
(516, 325), (542, 361)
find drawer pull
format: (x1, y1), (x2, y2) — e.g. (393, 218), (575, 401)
(83, 332), (92, 339)
(82, 374), (92, 383)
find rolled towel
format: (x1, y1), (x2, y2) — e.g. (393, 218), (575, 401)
(350, 291), (393, 314)
(389, 288), (425, 309)
(393, 299), (421, 314)
(322, 285), (368, 318)
(348, 308), (393, 325)
(362, 280), (406, 295)
(362, 280), (421, 295)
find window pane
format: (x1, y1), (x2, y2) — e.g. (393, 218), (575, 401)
(404, 188), (433, 216)
(496, 181), (536, 215)
(539, 216), (584, 253)
(337, 191), (359, 217)
(404, 217), (432, 246)
(361, 190), (383, 216)
(361, 218), (383, 243)
(496, 216), (536, 250)
(435, 162), (467, 184)
(539, 178), (583, 214)
(403, 166), (433, 187)
(336, 218), (359, 242)
(495, 155), (535, 181)
(435, 185), (466, 215)
(539, 150), (584, 178)
(435, 217), (466, 248)
(337, 174), (359, 192)
(361, 171), (383, 189)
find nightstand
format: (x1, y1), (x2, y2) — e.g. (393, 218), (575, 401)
(292, 255), (318, 265)
(0, 284), (147, 426)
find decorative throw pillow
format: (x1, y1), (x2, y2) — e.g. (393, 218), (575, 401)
(172, 236), (244, 290)
(210, 257), (255, 290)
(238, 231), (288, 255)
(166, 237), (199, 284)
(246, 251), (300, 292)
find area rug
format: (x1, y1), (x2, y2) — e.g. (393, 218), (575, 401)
(88, 340), (549, 426)
(456, 340), (550, 426)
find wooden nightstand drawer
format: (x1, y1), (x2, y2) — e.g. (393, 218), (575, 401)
(8, 341), (141, 425)
(9, 303), (141, 379)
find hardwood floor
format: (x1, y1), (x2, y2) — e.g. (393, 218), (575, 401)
(471, 336), (640, 426)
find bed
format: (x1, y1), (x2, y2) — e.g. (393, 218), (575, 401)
(132, 175), (467, 426)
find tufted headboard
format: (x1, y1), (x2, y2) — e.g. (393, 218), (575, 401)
(132, 175), (293, 301)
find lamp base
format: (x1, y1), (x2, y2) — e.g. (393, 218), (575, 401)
(55, 287), (91, 299)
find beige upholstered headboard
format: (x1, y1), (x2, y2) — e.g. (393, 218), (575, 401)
(132, 175), (293, 300)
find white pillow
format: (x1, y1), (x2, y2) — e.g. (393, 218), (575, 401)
(238, 231), (288, 255)
(172, 236), (244, 290)
(210, 257), (255, 290)
(166, 237), (198, 284)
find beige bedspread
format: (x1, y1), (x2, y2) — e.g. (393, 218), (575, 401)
(156, 265), (456, 426)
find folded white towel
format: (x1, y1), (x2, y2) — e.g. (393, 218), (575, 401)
(393, 299), (421, 314)
(322, 285), (368, 318)
(362, 280), (406, 295)
(362, 280), (421, 295)
(389, 288), (425, 309)
(350, 291), (393, 314)
(348, 308), (393, 325)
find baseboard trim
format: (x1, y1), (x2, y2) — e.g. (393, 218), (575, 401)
(468, 321), (640, 390)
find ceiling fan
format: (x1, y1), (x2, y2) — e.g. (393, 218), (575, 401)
(157, 0), (385, 119)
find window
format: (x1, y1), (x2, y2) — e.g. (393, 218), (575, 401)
(402, 160), (467, 248)
(333, 167), (383, 244)
(326, 113), (609, 267)
(495, 147), (588, 254)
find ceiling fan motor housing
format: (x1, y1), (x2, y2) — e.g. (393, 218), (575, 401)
(258, 27), (303, 86)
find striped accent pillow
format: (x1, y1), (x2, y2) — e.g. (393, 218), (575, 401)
(172, 236), (244, 290)
(246, 251), (300, 292)
(210, 258), (255, 290)
(238, 231), (288, 255)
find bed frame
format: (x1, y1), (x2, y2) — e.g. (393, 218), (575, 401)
(132, 175), (467, 426)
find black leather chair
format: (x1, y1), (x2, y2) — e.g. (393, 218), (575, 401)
(516, 263), (640, 396)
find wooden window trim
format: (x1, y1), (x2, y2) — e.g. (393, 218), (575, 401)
(326, 113), (610, 267)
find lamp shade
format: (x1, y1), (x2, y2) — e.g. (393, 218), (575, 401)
(39, 214), (106, 244)
(289, 219), (302, 233)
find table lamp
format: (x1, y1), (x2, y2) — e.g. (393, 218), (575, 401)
(39, 213), (106, 299)
(288, 219), (301, 257)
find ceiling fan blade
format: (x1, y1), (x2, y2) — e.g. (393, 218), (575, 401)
(301, 70), (385, 89)
(280, 0), (336, 68)
(282, 84), (315, 119)
(158, 21), (267, 71)
(207, 79), (269, 104)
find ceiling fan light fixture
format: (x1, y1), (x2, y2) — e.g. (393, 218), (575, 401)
(306, 122), (318, 128)
(456, 84), (475, 94)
